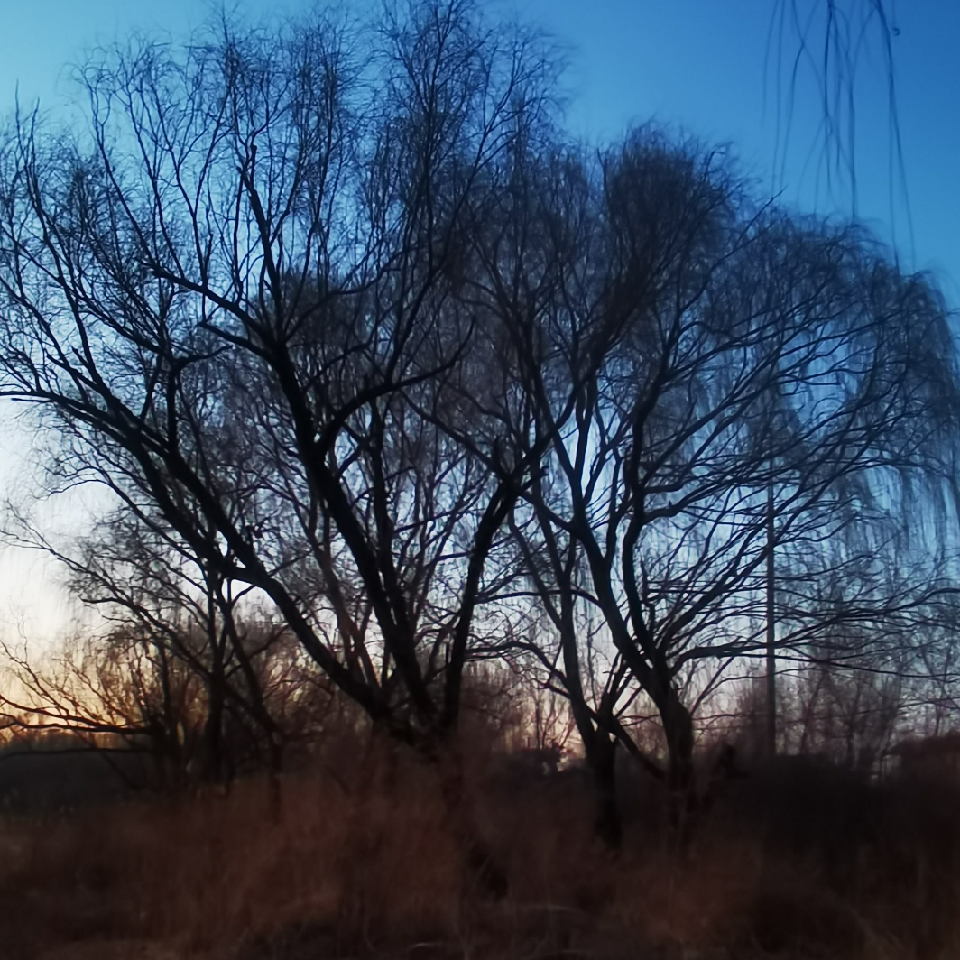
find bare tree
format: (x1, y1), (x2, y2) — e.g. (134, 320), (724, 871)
(0, 2), (558, 762)
(0, 0), (954, 865)
(0, 505), (330, 795)
(463, 126), (958, 843)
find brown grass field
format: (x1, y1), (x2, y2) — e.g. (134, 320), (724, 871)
(1, 742), (959, 960)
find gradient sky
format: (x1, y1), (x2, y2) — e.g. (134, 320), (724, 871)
(0, 0), (957, 639)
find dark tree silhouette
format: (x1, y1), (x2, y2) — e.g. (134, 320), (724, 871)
(0, 504), (328, 795)
(461, 126), (959, 843)
(0, 1), (555, 758)
(0, 0), (955, 858)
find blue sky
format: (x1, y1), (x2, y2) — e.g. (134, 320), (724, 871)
(0, 1), (956, 297)
(0, 0), (957, 637)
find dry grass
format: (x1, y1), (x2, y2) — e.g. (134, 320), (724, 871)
(2, 746), (960, 960)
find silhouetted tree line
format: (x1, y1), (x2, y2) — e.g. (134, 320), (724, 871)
(0, 1), (959, 856)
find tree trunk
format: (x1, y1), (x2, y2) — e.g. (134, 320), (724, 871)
(659, 690), (696, 844)
(432, 736), (508, 900)
(202, 678), (225, 785)
(586, 732), (622, 849)
(267, 733), (284, 822)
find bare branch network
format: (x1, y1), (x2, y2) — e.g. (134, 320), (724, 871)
(0, 0), (957, 848)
